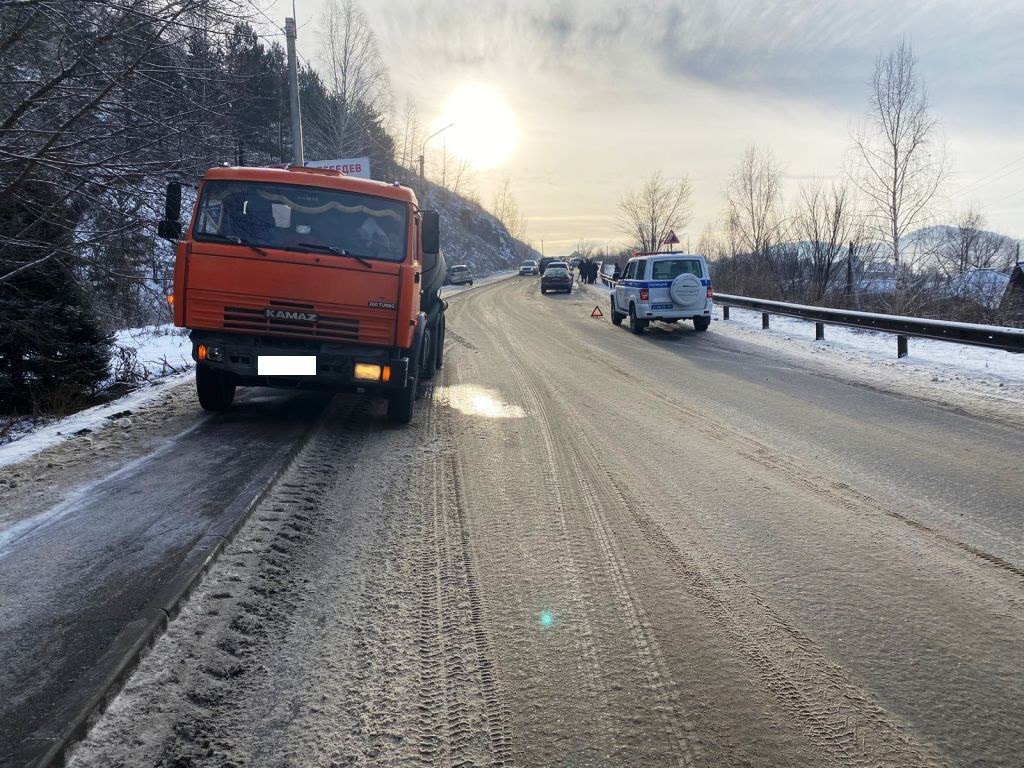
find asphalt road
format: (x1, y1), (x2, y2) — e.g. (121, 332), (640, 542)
(23, 276), (1024, 767)
(0, 388), (329, 766)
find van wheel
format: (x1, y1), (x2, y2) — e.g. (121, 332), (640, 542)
(610, 297), (624, 326)
(628, 305), (647, 335)
(694, 317), (711, 332)
(196, 364), (235, 411)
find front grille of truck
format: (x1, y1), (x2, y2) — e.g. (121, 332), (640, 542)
(223, 300), (360, 342)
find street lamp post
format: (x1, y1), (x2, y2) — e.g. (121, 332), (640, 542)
(419, 122), (455, 187)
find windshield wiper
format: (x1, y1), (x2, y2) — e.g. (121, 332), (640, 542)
(296, 242), (373, 269)
(197, 232), (270, 258)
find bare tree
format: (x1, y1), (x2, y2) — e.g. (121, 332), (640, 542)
(617, 171), (692, 253)
(397, 96), (420, 171)
(725, 145), (789, 293)
(492, 177), (526, 242)
(850, 39), (948, 284)
(935, 206), (1016, 279)
(793, 181), (863, 301)
(0, 0), (260, 276)
(317, 0), (391, 157)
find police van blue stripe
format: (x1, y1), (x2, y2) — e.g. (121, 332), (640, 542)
(618, 279), (711, 288)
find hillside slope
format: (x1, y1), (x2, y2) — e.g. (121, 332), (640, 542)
(418, 181), (538, 275)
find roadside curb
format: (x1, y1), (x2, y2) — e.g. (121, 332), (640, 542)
(33, 399), (331, 768)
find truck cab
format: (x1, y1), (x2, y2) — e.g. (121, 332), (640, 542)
(161, 165), (446, 424)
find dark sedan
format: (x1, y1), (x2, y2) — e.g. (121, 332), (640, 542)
(540, 267), (572, 294)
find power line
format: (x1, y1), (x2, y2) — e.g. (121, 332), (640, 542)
(952, 154), (1024, 199)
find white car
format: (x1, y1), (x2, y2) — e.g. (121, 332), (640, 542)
(610, 253), (713, 333)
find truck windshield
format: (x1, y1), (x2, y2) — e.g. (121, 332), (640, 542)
(193, 180), (409, 263)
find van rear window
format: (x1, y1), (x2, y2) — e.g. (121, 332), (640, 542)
(651, 259), (703, 280)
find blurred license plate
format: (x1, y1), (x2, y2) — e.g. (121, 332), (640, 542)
(651, 303), (673, 310)
(257, 356), (316, 376)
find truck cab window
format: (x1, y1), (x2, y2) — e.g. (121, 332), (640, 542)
(194, 180), (409, 263)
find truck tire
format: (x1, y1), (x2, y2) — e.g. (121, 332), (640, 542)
(420, 323), (437, 381)
(386, 368), (418, 424)
(694, 316), (711, 332)
(196, 364), (235, 412)
(434, 313), (446, 371)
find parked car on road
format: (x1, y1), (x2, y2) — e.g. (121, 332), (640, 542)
(446, 264), (474, 286)
(519, 259), (539, 275)
(541, 266), (573, 294)
(610, 253), (713, 334)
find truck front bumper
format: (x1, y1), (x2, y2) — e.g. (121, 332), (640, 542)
(190, 331), (410, 391)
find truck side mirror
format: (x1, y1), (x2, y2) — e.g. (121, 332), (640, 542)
(421, 210), (440, 254)
(158, 181), (183, 241)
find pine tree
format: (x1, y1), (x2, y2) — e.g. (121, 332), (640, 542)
(0, 183), (112, 413)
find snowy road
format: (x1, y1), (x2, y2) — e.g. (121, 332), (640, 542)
(0, 387), (330, 767)
(6, 276), (1024, 766)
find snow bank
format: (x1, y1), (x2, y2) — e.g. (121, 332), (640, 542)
(1, 325), (194, 468)
(712, 305), (1024, 384)
(579, 281), (1024, 407)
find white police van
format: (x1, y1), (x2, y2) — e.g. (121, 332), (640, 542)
(610, 252), (713, 334)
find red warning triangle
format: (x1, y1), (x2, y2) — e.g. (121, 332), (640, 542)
(591, 306), (604, 318)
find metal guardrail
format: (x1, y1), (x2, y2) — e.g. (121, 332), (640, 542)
(714, 293), (1024, 357)
(594, 268), (1023, 356)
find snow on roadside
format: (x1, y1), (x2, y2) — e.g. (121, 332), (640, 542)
(710, 305), (1024, 386)
(1, 326), (194, 468)
(112, 325), (192, 381)
(579, 282), (1024, 409)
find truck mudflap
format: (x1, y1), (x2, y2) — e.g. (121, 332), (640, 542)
(189, 330), (410, 391)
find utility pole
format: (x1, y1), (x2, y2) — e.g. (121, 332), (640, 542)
(285, 17), (304, 165)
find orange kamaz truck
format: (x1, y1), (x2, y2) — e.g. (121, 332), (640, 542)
(158, 165), (446, 424)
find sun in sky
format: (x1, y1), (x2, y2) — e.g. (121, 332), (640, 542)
(436, 85), (517, 170)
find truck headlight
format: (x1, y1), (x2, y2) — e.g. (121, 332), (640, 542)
(354, 363), (382, 381)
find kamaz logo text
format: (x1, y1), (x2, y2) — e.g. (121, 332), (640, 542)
(265, 309), (318, 322)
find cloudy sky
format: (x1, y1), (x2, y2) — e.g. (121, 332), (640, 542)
(267, 0), (1024, 254)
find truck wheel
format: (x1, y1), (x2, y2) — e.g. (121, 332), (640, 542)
(420, 325), (436, 381)
(694, 316), (711, 332)
(628, 304), (647, 335)
(196, 364), (235, 411)
(387, 367), (419, 424)
(434, 314), (446, 371)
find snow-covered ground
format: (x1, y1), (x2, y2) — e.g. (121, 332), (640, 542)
(582, 281), (1024, 411)
(0, 326), (193, 468)
(111, 325), (192, 380)
(710, 304), (1024, 384)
